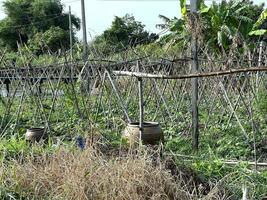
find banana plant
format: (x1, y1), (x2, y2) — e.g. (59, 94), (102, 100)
(158, 0), (261, 54)
(249, 9), (267, 36)
(200, 0), (255, 52)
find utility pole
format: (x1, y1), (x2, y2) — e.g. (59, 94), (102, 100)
(69, 6), (73, 61)
(81, 0), (88, 61)
(190, 0), (199, 151)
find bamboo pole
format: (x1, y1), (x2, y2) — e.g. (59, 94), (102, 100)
(113, 67), (267, 80)
(165, 153), (267, 167)
(219, 82), (248, 141)
(137, 61), (144, 145)
(69, 6), (73, 61)
(106, 69), (131, 123)
(81, 0), (88, 60)
(256, 41), (263, 92)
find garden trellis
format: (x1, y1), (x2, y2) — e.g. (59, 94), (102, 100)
(0, 42), (267, 169)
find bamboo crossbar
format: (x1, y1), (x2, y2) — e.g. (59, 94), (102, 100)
(113, 66), (267, 79)
(166, 153), (267, 167)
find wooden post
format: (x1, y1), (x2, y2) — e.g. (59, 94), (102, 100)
(258, 41), (263, 67)
(256, 41), (263, 93)
(81, 0), (88, 61)
(190, 0), (199, 151)
(69, 6), (73, 61)
(137, 61), (144, 145)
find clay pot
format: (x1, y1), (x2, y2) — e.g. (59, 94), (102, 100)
(25, 128), (45, 142)
(122, 122), (164, 145)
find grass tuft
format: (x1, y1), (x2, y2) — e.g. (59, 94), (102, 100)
(0, 145), (193, 200)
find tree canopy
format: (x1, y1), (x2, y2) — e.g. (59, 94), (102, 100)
(0, 0), (80, 52)
(91, 14), (158, 55)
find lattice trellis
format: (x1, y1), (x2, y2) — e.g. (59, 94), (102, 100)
(0, 44), (266, 161)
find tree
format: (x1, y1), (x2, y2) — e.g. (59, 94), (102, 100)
(158, 0), (265, 54)
(0, 0), (80, 51)
(27, 26), (70, 54)
(91, 14), (158, 55)
(156, 15), (189, 48)
(200, 0), (264, 53)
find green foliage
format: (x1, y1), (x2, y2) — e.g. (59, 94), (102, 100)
(252, 9), (267, 30)
(28, 26), (70, 54)
(157, 14), (190, 49)
(192, 157), (230, 178)
(200, 0), (259, 52)
(159, 0), (265, 54)
(179, 0), (187, 16)
(192, 158), (267, 199)
(257, 87), (267, 114)
(91, 14), (158, 56)
(165, 136), (192, 154)
(249, 29), (267, 36)
(249, 9), (267, 36)
(0, 0), (80, 51)
(0, 137), (28, 161)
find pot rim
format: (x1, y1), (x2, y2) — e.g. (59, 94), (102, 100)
(27, 127), (45, 132)
(127, 121), (159, 127)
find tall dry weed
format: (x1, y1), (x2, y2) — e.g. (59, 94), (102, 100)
(0, 145), (229, 200)
(0, 146), (193, 200)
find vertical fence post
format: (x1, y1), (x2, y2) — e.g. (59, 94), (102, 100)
(68, 6), (73, 62)
(256, 41), (263, 93)
(81, 0), (88, 61)
(258, 41), (263, 67)
(190, 0), (199, 151)
(137, 61), (144, 145)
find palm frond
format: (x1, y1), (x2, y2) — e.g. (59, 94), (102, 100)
(158, 15), (171, 24)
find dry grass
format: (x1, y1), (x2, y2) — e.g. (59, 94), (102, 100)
(0, 145), (228, 200)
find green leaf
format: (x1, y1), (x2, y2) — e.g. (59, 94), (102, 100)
(217, 31), (223, 47)
(252, 9), (267, 30)
(179, 0), (187, 16)
(211, 15), (220, 28)
(249, 29), (267, 36)
(221, 25), (233, 39)
(201, 7), (210, 14)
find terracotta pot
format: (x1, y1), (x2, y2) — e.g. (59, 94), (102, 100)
(122, 122), (164, 145)
(25, 128), (45, 142)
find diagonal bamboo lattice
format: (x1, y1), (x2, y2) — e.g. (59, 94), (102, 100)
(0, 42), (266, 168)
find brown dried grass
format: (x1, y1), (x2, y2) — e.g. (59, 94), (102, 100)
(0, 146), (228, 200)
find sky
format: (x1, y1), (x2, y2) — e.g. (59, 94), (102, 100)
(0, 0), (266, 40)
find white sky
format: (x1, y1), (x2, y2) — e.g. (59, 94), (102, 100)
(0, 0), (266, 40)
